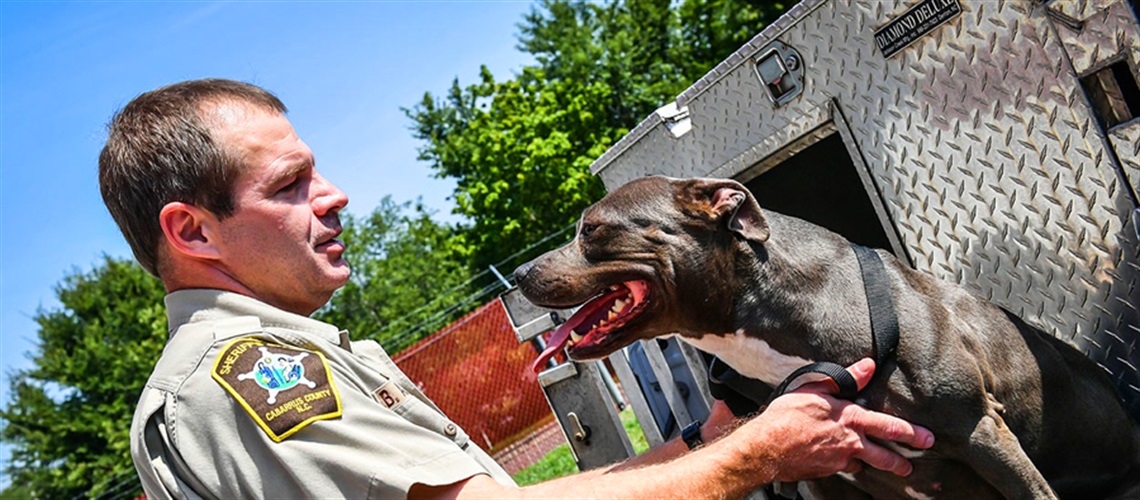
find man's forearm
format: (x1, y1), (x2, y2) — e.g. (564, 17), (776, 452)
(604, 435), (690, 472)
(608, 409), (736, 472)
(492, 433), (775, 499)
(419, 360), (935, 500)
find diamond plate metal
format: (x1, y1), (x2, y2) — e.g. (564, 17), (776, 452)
(1109, 120), (1140, 200)
(591, 0), (1140, 415)
(1048, 0), (1121, 19)
(1048, 0), (1139, 75)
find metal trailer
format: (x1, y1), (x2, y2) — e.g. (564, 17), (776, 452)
(508, 0), (1140, 470)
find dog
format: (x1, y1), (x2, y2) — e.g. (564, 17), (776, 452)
(514, 176), (1140, 499)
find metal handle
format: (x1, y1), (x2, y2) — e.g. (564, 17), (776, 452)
(1132, 208), (1139, 240)
(567, 412), (591, 442)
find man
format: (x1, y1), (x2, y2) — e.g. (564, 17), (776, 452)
(101, 79), (933, 499)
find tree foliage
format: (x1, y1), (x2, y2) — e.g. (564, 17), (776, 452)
(1, 257), (166, 499)
(407, 0), (788, 270)
(406, 67), (612, 270)
(316, 197), (472, 353)
(674, 0), (790, 79)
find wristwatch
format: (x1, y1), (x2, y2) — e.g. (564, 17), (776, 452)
(681, 420), (704, 450)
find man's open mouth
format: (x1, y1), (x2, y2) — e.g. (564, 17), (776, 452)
(530, 280), (650, 372)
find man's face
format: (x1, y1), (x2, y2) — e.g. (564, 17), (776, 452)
(207, 102), (350, 315)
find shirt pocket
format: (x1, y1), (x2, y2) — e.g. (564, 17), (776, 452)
(390, 395), (470, 449)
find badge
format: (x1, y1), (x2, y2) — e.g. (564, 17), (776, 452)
(212, 338), (343, 442)
(372, 380), (407, 409)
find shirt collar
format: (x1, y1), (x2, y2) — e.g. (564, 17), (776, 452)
(164, 289), (342, 345)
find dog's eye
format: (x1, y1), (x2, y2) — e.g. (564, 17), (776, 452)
(580, 223), (600, 237)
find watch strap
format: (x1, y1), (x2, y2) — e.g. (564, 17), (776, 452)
(681, 420), (703, 450)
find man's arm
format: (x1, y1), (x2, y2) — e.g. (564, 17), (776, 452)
(604, 397), (738, 472)
(410, 358), (934, 499)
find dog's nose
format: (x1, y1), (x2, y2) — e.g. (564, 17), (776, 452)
(513, 260), (535, 284)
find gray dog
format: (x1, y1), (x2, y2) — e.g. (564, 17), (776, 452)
(514, 176), (1140, 499)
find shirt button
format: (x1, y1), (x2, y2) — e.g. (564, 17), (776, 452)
(444, 423), (458, 436)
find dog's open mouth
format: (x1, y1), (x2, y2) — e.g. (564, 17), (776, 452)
(530, 280), (650, 372)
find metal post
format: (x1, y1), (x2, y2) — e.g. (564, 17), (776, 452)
(500, 287), (637, 469)
(538, 361), (634, 469)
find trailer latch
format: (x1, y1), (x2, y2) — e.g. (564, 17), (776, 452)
(754, 41), (804, 107)
(1132, 207), (1140, 240)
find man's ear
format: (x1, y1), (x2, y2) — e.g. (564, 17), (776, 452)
(158, 202), (222, 261)
(678, 178), (770, 244)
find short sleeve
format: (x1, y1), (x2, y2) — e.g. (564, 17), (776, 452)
(164, 339), (496, 498)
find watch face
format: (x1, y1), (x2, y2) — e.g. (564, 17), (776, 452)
(682, 421), (703, 449)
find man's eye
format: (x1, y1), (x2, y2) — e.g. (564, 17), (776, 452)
(277, 177), (301, 194)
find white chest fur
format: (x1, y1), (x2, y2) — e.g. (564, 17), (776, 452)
(682, 330), (814, 386)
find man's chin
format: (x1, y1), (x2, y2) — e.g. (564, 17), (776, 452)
(327, 262), (351, 286)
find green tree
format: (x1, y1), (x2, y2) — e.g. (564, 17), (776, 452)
(519, 0), (682, 126)
(1, 257), (165, 499)
(674, 0), (789, 79)
(406, 67), (611, 270)
(317, 197), (474, 353)
(406, 0), (789, 270)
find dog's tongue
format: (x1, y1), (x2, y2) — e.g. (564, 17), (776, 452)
(528, 281), (648, 373)
(530, 321), (575, 373)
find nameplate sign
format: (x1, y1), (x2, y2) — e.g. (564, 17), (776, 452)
(874, 0), (962, 58)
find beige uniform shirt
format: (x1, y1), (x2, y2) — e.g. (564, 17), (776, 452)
(130, 289), (514, 499)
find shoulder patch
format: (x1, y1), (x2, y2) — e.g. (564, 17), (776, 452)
(212, 338), (342, 442)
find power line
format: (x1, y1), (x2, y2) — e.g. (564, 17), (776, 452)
(380, 222), (577, 348)
(85, 470), (140, 500)
(385, 280), (505, 350)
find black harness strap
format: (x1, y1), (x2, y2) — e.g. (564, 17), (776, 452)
(853, 244), (900, 367)
(707, 356), (774, 416)
(708, 243), (901, 415)
(768, 361), (859, 404)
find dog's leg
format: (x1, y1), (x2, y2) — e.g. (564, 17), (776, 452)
(965, 393), (1058, 500)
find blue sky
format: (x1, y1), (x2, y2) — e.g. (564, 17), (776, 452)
(1, 0), (536, 474)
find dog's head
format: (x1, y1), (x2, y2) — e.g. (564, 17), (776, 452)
(514, 176), (769, 369)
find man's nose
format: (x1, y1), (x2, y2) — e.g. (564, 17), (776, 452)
(312, 171), (348, 215)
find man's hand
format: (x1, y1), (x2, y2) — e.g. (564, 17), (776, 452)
(414, 358), (934, 499)
(744, 358), (934, 482)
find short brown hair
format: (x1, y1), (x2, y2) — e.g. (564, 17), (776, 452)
(98, 79), (286, 276)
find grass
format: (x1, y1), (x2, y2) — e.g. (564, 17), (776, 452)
(622, 405), (651, 455)
(512, 407), (651, 486)
(511, 442), (579, 486)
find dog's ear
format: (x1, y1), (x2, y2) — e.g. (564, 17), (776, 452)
(713, 186), (770, 244)
(677, 178), (770, 244)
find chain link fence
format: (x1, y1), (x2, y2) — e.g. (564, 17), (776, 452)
(393, 299), (565, 470)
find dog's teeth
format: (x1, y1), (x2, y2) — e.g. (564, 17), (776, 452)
(607, 310), (617, 320)
(570, 331), (583, 343)
(598, 319), (607, 328)
(613, 299), (627, 311)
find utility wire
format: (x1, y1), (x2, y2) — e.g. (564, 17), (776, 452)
(386, 280), (505, 350)
(85, 470), (140, 500)
(373, 221), (573, 333)
(380, 222), (577, 348)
